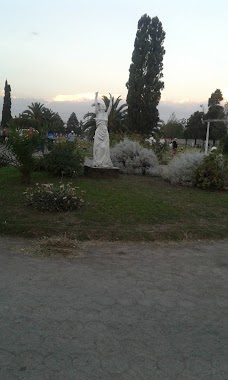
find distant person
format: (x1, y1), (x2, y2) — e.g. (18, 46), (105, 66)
(67, 130), (76, 142)
(27, 127), (34, 137)
(172, 138), (178, 155)
(47, 130), (54, 140)
(210, 146), (217, 153)
(145, 136), (156, 145)
(159, 137), (166, 145)
(2, 128), (9, 142)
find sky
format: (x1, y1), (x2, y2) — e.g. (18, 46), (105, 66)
(0, 0), (228, 122)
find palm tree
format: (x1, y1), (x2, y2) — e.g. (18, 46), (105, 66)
(22, 102), (45, 122)
(82, 111), (96, 141)
(42, 108), (65, 133)
(20, 102), (45, 131)
(82, 94), (128, 140)
(20, 103), (64, 133)
(102, 95), (128, 133)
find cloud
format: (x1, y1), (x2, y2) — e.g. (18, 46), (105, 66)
(0, 95), (208, 122)
(52, 93), (125, 103)
(53, 93), (95, 102)
(31, 32), (39, 36)
(223, 88), (228, 102)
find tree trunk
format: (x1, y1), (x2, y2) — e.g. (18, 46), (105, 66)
(20, 170), (31, 184)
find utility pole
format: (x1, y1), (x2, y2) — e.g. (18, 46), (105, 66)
(202, 119), (226, 154)
(224, 102), (228, 134)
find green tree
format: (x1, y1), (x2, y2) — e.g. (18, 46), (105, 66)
(1, 80), (12, 129)
(20, 103), (65, 134)
(43, 108), (65, 133)
(184, 111), (206, 144)
(8, 117), (38, 130)
(66, 112), (80, 134)
(21, 102), (45, 130)
(82, 111), (96, 141)
(126, 14), (165, 136)
(102, 95), (128, 133)
(22, 102), (45, 120)
(208, 89), (223, 107)
(161, 113), (184, 139)
(206, 89), (226, 144)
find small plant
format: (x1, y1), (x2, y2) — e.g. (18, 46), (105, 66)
(44, 141), (84, 177)
(24, 182), (85, 212)
(193, 153), (228, 190)
(162, 152), (205, 186)
(111, 138), (160, 175)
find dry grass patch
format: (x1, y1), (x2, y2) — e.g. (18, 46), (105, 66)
(31, 236), (83, 257)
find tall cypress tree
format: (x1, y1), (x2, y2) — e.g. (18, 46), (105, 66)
(66, 112), (79, 133)
(1, 80), (12, 129)
(126, 14), (165, 135)
(206, 89), (226, 144)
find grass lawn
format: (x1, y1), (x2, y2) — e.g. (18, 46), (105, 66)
(0, 167), (228, 242)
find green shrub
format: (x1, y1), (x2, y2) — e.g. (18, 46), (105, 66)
(24, 182), (85, 212)
(77, 139), (93, 157)
(0, 128), (41, 183)
(44, 142), (84, 177)
(33, 156), (46, 171)
(193, 153), (228, 190)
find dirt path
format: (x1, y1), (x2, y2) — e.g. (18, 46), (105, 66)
(0, 237), (227, 379)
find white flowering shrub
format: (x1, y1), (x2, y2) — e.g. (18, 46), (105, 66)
(110, 138), (160, 175)
(162, 152), (205, 186)
(24, 183), (85, 212)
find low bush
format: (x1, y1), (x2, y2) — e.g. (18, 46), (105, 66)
(110, 138), (160, 175)
(193, 153), (228, 190)
(24, 182), (85, 212)
(44, 142), (84, 177)
(33, 156), (46, 171)
(162, 152), (205, 186)
(77, 139), (93, 157)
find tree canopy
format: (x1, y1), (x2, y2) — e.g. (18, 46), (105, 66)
(206, 89), (226, 143)
(66, 112), (81, 134)
(184, 111), (206, 143)
(126, 14), (165, 136)
(102, 95), (127, 133)
(1, 80), (12, 129)
(20, 102), (65, 133)
(160, 113), (185, 139)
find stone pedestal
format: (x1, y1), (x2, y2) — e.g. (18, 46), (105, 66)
(84, 165), (119, 179)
